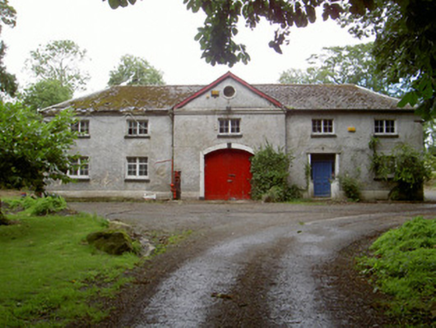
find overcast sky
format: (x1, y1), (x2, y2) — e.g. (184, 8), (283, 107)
(3, 0), (368, 96)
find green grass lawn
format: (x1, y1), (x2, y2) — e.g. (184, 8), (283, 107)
(0, 212), (141, 327)
(357, 216), (436, 326)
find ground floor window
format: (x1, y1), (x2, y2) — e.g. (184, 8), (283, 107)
(69, 157), (89, 178)
(127, 157), (148, 178)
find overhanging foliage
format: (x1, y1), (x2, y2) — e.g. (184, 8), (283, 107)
(0, 102), (79, 193)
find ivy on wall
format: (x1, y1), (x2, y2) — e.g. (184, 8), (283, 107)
(369, 137), (432, 200)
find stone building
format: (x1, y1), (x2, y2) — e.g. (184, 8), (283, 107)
(42, 72), (422, 200)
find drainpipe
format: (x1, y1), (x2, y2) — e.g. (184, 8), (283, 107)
(284, 106), (289, 153)
(169, 107), (175, 199)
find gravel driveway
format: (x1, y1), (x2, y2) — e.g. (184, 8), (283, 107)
(70, 201), (436, 327)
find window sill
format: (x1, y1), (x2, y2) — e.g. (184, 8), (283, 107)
(124, 135), (150, 139)
(70, 177), (90, 181)
(217, 134), (243, 138)
(77, 135), (90, 139)
(125, 178), (150, 182)
(373, 134), (399, 138)
(311, 134), (337, 138)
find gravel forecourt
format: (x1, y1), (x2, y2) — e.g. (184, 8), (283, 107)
(70, 200), (436, 328)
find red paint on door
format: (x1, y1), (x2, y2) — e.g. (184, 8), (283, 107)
(205, 149), (252, 200)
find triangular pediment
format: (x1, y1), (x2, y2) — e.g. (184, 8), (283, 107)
(174, 72), (283, 110)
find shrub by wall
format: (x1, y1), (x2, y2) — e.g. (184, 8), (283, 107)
(250, 143), (299, 202)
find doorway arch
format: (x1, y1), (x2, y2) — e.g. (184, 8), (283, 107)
(200, 144), (254, 200)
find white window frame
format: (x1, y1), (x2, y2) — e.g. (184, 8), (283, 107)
(126, 157), (148, 179)
(374, 119), (396, 135)
(69, 157), (89, 178)
(312, 119), (334, 134)
(71, 120), (90, 136)
(218, 118), (241, 135)
(127, 120), (149, 136)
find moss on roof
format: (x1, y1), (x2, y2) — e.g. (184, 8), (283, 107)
(43, 85), (203, 114)
(42, 83), (409, 115)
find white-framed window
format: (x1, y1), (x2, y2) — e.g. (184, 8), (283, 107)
(219, 118), (241, 135)
(69, 157), (89, 178)
(71, 120), (90, 136)
(127, 120), (148, 136)
(126, 157), (148, 178)
(374, 119), (396, 135)
(312, 119), (334, 134)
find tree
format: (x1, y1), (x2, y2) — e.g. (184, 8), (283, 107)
(0, 102), (78, 196)
(103, 0), (436, 119)
(279, 42), (403, 97)
(107, 54), (164, 86)
(279, 67), (332, 85)
(26, 40), (90, 93)
(104, 0), (374, 67)
(23, 79), (73, 112)
(340, 0), (436, 119)
(0, 0), (17, 97)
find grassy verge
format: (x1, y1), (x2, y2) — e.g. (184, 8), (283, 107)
(357, 216), (436, 326)
(0, 211), (141, 327)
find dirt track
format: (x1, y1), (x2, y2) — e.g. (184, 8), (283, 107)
(71, 201), (436, 327)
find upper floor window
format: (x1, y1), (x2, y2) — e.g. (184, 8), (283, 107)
(375, 119), (396, 135)
(71, 120), (90, 137)
(69, 157), (89, 178)
(127, 120), (149, 136)
(126, 157), (148, 179)
(219, 118), (241, 135)
(312, 119), (334, 134)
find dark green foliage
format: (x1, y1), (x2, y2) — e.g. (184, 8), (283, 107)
(4, 196), (68, 216)
(104, 0), (372, 67)
(104, 0), (436, 118)
(285, 184), (303, 200)
(250, 143), (297, 202)
(23, 79), (73, 111)
(0, 41), (17, 97)
(279, 42), (401, 97)
(370, 139), (432, 201)
(107, 54), (165, 86)
(357, 217), (436, 324)
(338, 174), (362, 201)
(0, 1), (17, 98)
(0, 102), (78, 194)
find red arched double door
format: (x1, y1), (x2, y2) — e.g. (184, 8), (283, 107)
(205, 149), (252, 200)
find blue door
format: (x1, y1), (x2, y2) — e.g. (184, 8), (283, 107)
(312, 161), (333, 197)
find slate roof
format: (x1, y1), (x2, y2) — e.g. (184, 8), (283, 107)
(42, 85), (203, 114)
(256, 84), (406, 110)
(42, 81), (409, 115)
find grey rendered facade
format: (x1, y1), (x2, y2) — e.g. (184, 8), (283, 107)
(43, 72), (422, 200)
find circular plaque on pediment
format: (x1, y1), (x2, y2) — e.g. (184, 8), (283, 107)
(223, 85), (236, 98)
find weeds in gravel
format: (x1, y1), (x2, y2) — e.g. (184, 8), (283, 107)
(357, 216), (436, 326)
(150, 230), (193, 256)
